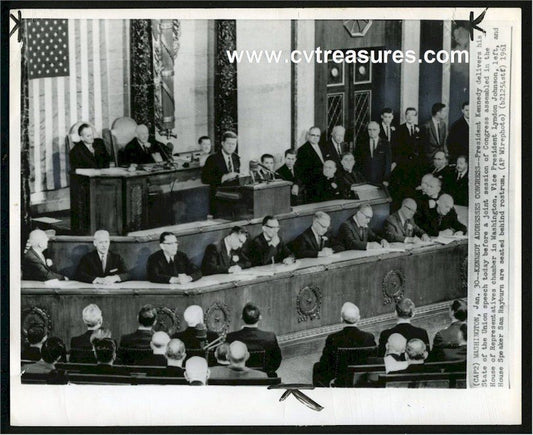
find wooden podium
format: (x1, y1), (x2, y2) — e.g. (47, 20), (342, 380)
(214, 180), (292, 220)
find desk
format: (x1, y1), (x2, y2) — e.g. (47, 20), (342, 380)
(22, 240), (467, 352)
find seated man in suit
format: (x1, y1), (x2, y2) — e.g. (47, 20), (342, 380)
(198, 135), (213, 167)
(308, 160), (343, 203)
(137, 331), (171, 366)
(431, 323), (467, 362)
(80, 337), (130, 375)
(22, 337), (66, 375)
(323, 125), (348, 167)
(383, 198), (430, 244)
(69, 304), (104, 363)
(246, 216), (294, 267)
(355, 121), (392, 186)
(146, 231), (201, 284)
(295, 126), (327, 198)
(69, 123), (111, 171)
(209, 341), (268, 380)
(378, 298), (430, 356)
(21, 325), (47, 362)
(415, 175), (442, 230)
(159, 339), (187, 376)
(421, 102), (448, 164)
(383, 333), (408, 373)
(312, 302), (376, 387)
(172, 305), (218, 350)
(214, 342), (231, 366)
(430, 151), (453, 186)
(338, 203), (390, 251)
(423, 194), (467, 236)
(257, 153), (277, 181)
(201, 131), (241, 187)
(225, 303), (282, 376)
(447, 101), (469, 162)
(122, 124), (172, 165)
(22, 229), (66, 281)
(201, 226), (251, 275)
(445, 155), (469, 206)
(184, 356), (210, 385)
(336, 152), (366, 199)
(277, 149), (303, 205)
(75, 230), (129, 284)
(389, 338), (429, 374)
(290, 211), (344, 259)
(118, 305), (157, 364)
(430, 299), (467, 361)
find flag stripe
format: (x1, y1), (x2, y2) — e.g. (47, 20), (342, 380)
(80, 19), (89, 122)
(44, 78), (54, 190)
(68, 19), (77, 131)
(57, 76), (67, 187)
(93, 20), (103, 132)
(32, 79), (42, 192)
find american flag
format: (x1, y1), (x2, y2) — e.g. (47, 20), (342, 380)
(26, 19), (128, 199)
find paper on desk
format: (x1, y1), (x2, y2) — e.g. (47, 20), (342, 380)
(32, 216), (62, 224)
(435, 234), (467, 245)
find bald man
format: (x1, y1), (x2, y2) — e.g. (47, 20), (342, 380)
(383, 198), (430, 243)
(424, 194), (467, 236)
(122, 124), (173, 165)
(338, 204), (389, 251)
(312, 302), (376, 387)
(354, 121), (392, 185)
(75, 230), (130, 284)
(185, 356), (210, 385)
(308, 160), (343, 202)
(209, 341), (268, 380)
(138, 331), (171, 366)
(389, 338), (429, 373)
(384, 333), (408, 373)
(172, 305), (218, 350)
(22, 229), (66, 281)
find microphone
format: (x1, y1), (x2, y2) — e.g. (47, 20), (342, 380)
(195, 323), (208, 349)
(250, 160), (281, 179)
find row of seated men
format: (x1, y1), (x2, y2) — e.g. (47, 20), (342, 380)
(22, 187), (466, 283)
(21, 297), (466, 388)
(22, 303), (281, 384)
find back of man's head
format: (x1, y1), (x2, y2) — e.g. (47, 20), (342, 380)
(151, 331), (171, 354)
(27, 325), (47, 345)
(341, 302), (360, 324)
(89, 328), (112, 345)
(183, 305), (204, 327)
(82, 304), (103, 328)
(41, 337), (66, 364)
(405, 339), (428, 361)
(214, 342), (230, 364)
(395, 298), (415, 319)
(92, 338), (116, 364)
(138, 305), (157, 327)
(450, 299), (468, 322)
(185, 356), (209, 385)
(459, 323), (468, 342)
(386, 333), (407, 355)
(166, 339), (186, 362)
(228, 341), (249, 366)
(242, 303), (261, 325)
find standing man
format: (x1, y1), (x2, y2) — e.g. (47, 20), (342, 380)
(75, 230), (129, 284)
(355, 121), (392, 185)
(323, 125), (348, 167)
(201, 226), (251, 275)
(383, 198), (430, 243)
(295, 126), (326, 196)
(201, 131), (241, 186)
(69, 123), (111, 171)
(146, 231), (201, 284)
(422, 103), (448, 163)
(22, 229), (66, 281)
(290, 211), (343, 259)
(446, 155), (469, 206)
(246, 216), (294, 266)
(338, 203), (390, 251)
(277, 149), (303, 205)
(447, 102), (469, 161)
(122, 124), (173, 165)
(379, 108), (397, 153)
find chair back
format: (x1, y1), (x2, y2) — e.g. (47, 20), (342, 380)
(246, 350), (266, 371)
(106, 117), (138, 166)
(69, 347), (96, 364)
(117, 347), (154, 365)
(334, 346), (378, 387)
(184, 348), (217, 366)
(208, 377), (281, 386)
(68, 372), (134, 385)
(377, 371), (466, 388)
(21, 370), (69, 384)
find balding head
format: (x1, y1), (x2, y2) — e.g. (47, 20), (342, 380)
(184, 356), (209, 385)
(341, 302), (360, 324)
(135, 124), (150, 143)
(367, 121), (380, 139)
(323, 160), (337, 178)
(405, 338), (428, 361)
(386, 333), (407, 355)
(228, 341), (249, 366)
(82, 304), (103, 329)
(28, 229), (49, 251)
(437, 194), (454, 215)
(150, 331), (171, 354)
(183, 305), (204, 327)
(166, 339), (186, 362)
(93, 230), (110, 255)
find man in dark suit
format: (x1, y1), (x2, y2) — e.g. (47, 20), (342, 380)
(421, 102), (448, 164)
(146, 231), (201, 284)
(22, 337), (66, 375)
(431, 323), (467, 362)
(322, 125), (348, 167)
(338, 203), (389, 251)
(336, 152), (366, 199)
(21, 325), (47, 362)
(80, 337), (131, 375)
(155, 339), (186, 377)
(69, 304), (103, 363)
(201, 131), (241, 186)
(445, 155), (469, 206)
(201, 226), (251, 275)
(121, 124), (173, 165)
(308, 160), (343, 203)
(378, 298), (430, 356)
(430, 300), (467, 361)
(423, 194), (467, 236)
(245, 216), (294, 266)
(379, 107), (397, 149)
(75, 230), (130, 284)
(295, 126), (327, 196)
(277, 149), (303, 205)
(290, 211), (344, 259)
(430, 151), (454, 186)
(447, 102), (469, 161)
(209, 341), (268, 380)
(383, 198), (430, 243)
(118, 305), (157, 364)
(172, 305), (218, 350)
(22, 229), (66, 281)
(69, 123), (111, 171)
(312, 302), (376, 387)
(415, 175), (442, 231)
(354, 121), (392, 185)
(225, 303), (282, 376)
(137, 331), (171, 366)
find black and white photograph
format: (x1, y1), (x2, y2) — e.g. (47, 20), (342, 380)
(5, 4), (526, 430)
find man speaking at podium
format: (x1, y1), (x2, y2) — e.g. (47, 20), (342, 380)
(201, 131), (241, 186)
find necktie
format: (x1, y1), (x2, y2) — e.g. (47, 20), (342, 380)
(435, 123), (440, 144)
(227, 155), (233, 172)
(318, 236), (324, 250)
(337, 143), (342, 156)
(290, 167), (294, 177)
(386, 126), (391, 141)
(410, 125), (414, 136)
(370, 140), (375, 158)
(100, 255), (106, 273)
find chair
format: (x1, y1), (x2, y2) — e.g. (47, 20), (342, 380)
(69, 347), (96, 364)
(67, 372), (135, 385)
(208, 377), (281, 386)
(184, 348), (217, 367)
(246, 350), (266, 371)
(377, 371), (466, 388)
(102, 117), (138, 166)
(21, 370), (69, 385)
(345, 363), (386, 387)
(332, 346), (378, 387)
(134, 376), (189, 385)
(117, 347), (154, 365)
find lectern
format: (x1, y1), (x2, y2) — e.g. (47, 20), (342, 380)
(214, 180), (292, 220)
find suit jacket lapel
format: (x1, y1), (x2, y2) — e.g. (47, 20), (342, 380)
(219, 242), (231, 268)
(307, 228), (319, 251)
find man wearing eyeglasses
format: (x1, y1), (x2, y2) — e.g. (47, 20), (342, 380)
(338, 204), (390, 250)
(383, 198), (430, 244)
(202, 226), (251, 275)
(290, 211), (344, 259)
(246, 216), (294, 266)
(146, 231), (202, 284)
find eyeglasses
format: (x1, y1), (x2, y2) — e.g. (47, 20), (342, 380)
(309, 134), (320, 137)
(360, 212), (373, 220)
(316, 220), (330, 229)
(404, 205), (416, 213)
(264, 224), (280, 230)
(162, 241), (178, 245)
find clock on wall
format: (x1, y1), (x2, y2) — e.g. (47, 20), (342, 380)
(343, 20), (372, 37)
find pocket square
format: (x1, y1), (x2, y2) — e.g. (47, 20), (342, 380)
(110, 268), (118, 273)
